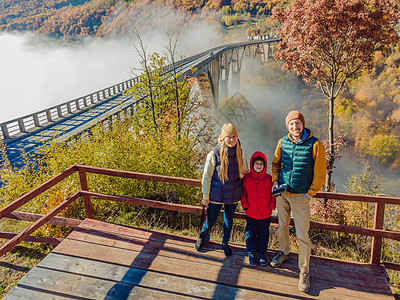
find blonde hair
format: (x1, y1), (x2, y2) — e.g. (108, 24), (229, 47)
(219, 139), (245, 184)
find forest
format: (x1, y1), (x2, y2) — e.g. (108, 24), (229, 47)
(0, 0), (288, 37)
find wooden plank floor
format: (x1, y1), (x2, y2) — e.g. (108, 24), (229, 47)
(4, 219), (394, 299)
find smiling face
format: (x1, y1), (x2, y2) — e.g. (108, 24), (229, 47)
(224, 135), (238, 148)
(253, 160), (265, 173)
(288, 119), (304, 139)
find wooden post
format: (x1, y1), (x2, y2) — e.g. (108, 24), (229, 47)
(370, 197), (385, 264)
(78, 169), (93, 219)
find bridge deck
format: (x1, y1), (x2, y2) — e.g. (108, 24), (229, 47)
(4, 218), (394, 299)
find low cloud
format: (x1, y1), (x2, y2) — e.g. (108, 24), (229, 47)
(0, 32), (142, 122)
(0, 3), (225, 123)
(223, 55), (304, 167)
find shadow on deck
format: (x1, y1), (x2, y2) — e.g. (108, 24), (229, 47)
(4, 219), (394, 299)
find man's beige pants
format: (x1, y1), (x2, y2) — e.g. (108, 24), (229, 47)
(276, 191), (311, 273)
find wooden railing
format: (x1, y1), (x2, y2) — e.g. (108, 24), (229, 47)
(1, 164), (399, 270)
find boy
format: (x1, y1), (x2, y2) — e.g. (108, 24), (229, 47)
(241, 151), (276, 266)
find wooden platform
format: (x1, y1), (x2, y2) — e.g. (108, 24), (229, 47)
(4, 219), (394, 299)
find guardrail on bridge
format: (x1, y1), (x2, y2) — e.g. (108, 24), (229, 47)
(0, 78), (140, 141)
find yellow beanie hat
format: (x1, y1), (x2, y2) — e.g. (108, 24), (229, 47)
(218, 123), (238, 142)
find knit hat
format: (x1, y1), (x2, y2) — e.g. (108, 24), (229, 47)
(218, 123), (238, 142)
(285, 110), (305, 128)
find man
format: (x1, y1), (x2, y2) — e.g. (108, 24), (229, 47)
(270, 110), (326, 293)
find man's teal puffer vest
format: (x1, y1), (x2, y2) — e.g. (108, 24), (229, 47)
(278, 133), (318, 194)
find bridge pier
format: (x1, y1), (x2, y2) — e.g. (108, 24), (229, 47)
(229, 71), (240, 97)
(195, 42), (277, 117)
(187, 41), (278, 115)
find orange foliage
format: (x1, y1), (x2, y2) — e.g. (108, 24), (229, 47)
(0, 0), (290, 38)
(35, 188), (81, 238)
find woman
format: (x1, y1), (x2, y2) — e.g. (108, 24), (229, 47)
(194, 123), (248, 257)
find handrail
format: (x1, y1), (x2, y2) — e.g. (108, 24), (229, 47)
(76, 190), (400, 240)
(0, 191), (80, 256)
(1, 164), (399, 270)
(0, 78), (139, 140)
(75, 164), (202, 186)
(316, 192), (400, 205)
(0, 164), (78, 219)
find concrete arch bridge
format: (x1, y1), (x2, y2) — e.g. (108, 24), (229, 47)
(183, 40), (277, 109)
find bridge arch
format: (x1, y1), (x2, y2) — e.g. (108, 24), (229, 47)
(190, 40), (278, 112)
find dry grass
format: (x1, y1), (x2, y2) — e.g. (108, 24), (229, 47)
(0, 241), (53, 298)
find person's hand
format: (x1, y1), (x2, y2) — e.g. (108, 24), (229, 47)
(202, 198), (210, 206)
(271, 181), (278, 192)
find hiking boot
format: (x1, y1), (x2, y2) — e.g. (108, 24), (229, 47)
(259, 254), (267, 266)
(270, 251), (289, 268)
(221, 243), (232, 257)
(194, 236), (208, 251)
(298, 272), (310, 293)
(248, 254), (258, 266)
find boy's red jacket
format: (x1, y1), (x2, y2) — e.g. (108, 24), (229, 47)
(241, 151), (276, 219)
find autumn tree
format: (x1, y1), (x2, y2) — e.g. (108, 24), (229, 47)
(130, 29), (161, 131)
(164, 31), (183, 139)
(272, 0), (399, 191)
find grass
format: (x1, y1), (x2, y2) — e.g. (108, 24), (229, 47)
(388, 270), (400, 297)
(0, 242), (54, 298)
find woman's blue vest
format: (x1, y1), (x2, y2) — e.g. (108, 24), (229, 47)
(209, 145), (243, 205)
(279, 133), (318, 194)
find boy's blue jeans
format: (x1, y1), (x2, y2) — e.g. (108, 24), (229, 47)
(200, 202), (238, 245)
(245, 215), (271, 256)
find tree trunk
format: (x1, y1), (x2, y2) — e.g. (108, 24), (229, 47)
(325, 96), (335, 191)
(165, 32), (181, 140)
(174, 76), (181, 140)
